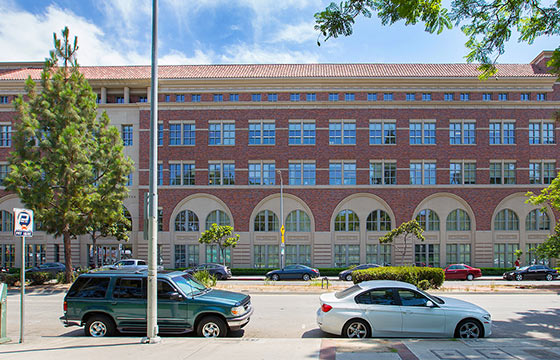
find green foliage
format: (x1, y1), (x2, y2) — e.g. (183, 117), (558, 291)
(198, 224), (239, 266)
(417, 279), (431, 290)
(353, 266), (444, 289)
(527, 172), (560, 259)
(5, 27), (133, 283)
(315, 0), (560, 78)
(379, 220), (425, 265)
(27, 271), (54, 285)
(193, 270), (217, 287)
(0, 273), (20, 286)
(479, 267), (514, 275)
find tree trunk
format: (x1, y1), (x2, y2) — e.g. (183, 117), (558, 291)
(91, 234), (98, 268)
(63, 229), (73, 283)
(220, 246), (226, 266)
(401, 234), (408, 265)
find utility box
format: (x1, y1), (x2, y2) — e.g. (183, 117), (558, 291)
(0, 283), (10, 343)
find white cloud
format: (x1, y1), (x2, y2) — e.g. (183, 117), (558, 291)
(271, 22), (317, 44)
(221, 44), (319, 64)
(160, 49), (214, 65)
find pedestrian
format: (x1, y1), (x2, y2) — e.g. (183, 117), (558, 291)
(515, 258), (520, 269)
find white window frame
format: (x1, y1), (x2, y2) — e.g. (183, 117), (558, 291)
(208, 121), (235, 146)
(248, 161), (276, 185)
(529, 120), (555, 145)
(208, 161), (235, 185)
(248, 120), (275, 145)
(409, 120), (436, 145)
(489, 120), (516, 145)
(288, 120), (315, 145)
(369, 161), (397, 185)
(369, 120), (396, 145)
(288, 161), (316, 185)
(329, 120), (356, 145)
(410, 160), (437, 185)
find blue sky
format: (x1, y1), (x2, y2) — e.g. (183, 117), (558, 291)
(0, 0), (556, 66)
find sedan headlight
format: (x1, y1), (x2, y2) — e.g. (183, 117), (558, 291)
(483, 314), (491, 321)
(231, 306), (245, 316)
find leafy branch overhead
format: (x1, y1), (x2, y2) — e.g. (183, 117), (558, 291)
(314, 0), (560, 78)
(526, 174), (560, 259)
(199, 224), (239, 266)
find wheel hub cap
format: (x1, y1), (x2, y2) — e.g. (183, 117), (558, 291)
(90, 321), (107, 337)
(202, 323), (220, 337)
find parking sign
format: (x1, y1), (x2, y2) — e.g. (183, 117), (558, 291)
(13, 208), (33, 237)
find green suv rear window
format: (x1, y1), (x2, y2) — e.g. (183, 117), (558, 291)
(67, 277), (110, 298)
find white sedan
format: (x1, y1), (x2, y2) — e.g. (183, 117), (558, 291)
(317, 280), (491, 339)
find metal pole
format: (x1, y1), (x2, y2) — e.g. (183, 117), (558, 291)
(142, 0), (160, 344)
(278, 171), (284, 269)
(19, 236), (25, 343)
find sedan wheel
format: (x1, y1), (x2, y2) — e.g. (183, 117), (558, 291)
(466, 273), (474, 281)
(343, 319), (369, 339)
(456, 320), (482, 339)
(302, 274), (310, 281)
(546, 274), (553, 281)
(515, 274), (523, 281)
(271, 274), (279, 281)
(345, 274), (353, 281)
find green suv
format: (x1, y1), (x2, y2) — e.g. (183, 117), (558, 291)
(60, 270), (252, 337)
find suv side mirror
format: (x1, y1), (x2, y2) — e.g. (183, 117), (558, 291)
(425, 300), (436, 308)
(170, 292), (184, 301)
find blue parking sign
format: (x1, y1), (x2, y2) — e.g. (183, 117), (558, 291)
(13, 208), (33, 237)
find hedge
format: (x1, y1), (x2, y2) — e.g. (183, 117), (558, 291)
(353, 266), (445, 289)
(479, 267), (514, 276)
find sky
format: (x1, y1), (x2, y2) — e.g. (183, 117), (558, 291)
(0, 0), (557, 66)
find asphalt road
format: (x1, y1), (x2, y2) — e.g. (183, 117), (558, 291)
(5, 290), (560, 340)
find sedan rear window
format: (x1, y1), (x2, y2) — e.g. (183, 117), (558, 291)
(67, 277), (110, 299)
(335, 285), (362, 299)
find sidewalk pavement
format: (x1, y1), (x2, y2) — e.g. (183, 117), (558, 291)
(1, 336), (559, 360)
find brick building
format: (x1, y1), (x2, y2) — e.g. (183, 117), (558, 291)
(0, 51), (558, 269)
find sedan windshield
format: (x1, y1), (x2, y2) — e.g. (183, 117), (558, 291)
(173, 274), (208, 296)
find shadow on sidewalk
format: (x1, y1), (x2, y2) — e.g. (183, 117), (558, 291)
(492, 307), (560, 339)
(0, 341), (141, 355)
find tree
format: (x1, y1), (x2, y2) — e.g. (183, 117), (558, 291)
(314, 0), (560, 78)
(86, 207), (132, 268)
(378, 219), (425, 265)
(5, 27), (133, 282)
(526, 176), (560, 260)
(198, 224), (239, 266)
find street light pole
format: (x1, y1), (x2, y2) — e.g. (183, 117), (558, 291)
(278, 170), (284, 269)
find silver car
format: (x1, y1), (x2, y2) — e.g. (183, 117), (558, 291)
(317, 280), (491, 339)
(108, 259), (163, 271)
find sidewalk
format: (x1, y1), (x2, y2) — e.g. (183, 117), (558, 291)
(1, 336), (559, 360)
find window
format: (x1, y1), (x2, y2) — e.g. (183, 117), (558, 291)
(334, 210), (359, 231)
(449, 162), (476, 184)
(449, 121), (475, 145)
(158, 123), (163, 146)
(169, 122), (195, 145)
(116, 96), (124, 103)
(67, 277), (110, 299)
(208, 122), (235, 145)
(248, 162), (275, 185)
(536, 93), (546, 101)
(446, 209), (471, 231)
(409, 161), (436, 185)
(267, 93), (278, 102)
(126, 173), (133, 186)
(520, 93), (529, 101)
(0, 164), (10, 186)
(416, 209), (440, 231)
(0, 96), (8, 104)
(306, 93), (316, 101)
(254, 210), (278, 232)
(328, 93), (339, 101)
(169, 163), (195, 185)
(493, 243), (519, 267)
(406, 93), (415, 101)
(383, 93), (393, 101)
(26, 244), (46, 267)
(286, 245), (311, 266)
(174, 244), (199, 267)
(367, 93), (377, 101)
(526, 243), (549, 266)
(494, 209), (519, 230)
(249, 121), (275, 145)
(158, 209), (163, 231)
(175, 210), (199, 232)
(446, 244), (471, 265)
(369, 121), (396, 145)
(369, 162), (396, 185)
(0, 125), (11, 147)
(444, 93), (454, 101)
(334, 244), (360, 267)
(529, 121), (555, 144)
(414, 244), (440, 267)
(165, 95), (170, 102)
(498, 93), (508, 101)
(290, 93), (300, 101)
(113, 278), (144, 299)
(191, 94), (201, 102)
(176, 94), (185, 102)
(0, 211), (13, 232)
(121, 125), (133, 146)
(526, 210), (550, 231)
(482, 93), (492, 101)
(460, 93), (469, 101)
(286, 210), (311, 232)
(1, 244), (14, 267)
(289, 121), (315, 145)
(213, 94), (223, 102)
(206, 245), (231, 265)
(205, 210), (231, 229)
(366, 210), (391, 231)
(229, 94), (239, 102)
(138, 96), (147, 103)
(490, 161), (516, 184)
(289, 161), (315, 185)
(330, 161), (356, 185)
(208, 162), (235, 185)
(253, 245), (279, 268)
(422, 93), (432, 101)
(409, 121), (436, 144)
(345, 93), (355, 101)
(251, 94), (261, 102)
(530, 161), (556, 184)
(489, 121), (515, 144)
(366, 244), (391, 265)
(329, 120), (356, 145)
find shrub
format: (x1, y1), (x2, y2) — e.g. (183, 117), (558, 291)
(27, 271), (53, 285)
(353, 266), (445, 289)
(417, 279), (430, 290)
(193, 270), (217, 287)
(0, 273), (20, 286)
(479, 267), (514, 276)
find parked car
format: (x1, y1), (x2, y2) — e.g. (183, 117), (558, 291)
(317, 280), (492, 339)
(184, 263), (232, 280)
(339, 264), (380, 281)
(503, 265), (558, 281)
(26, 262), (66, 275)
(103, 259), (163, 272)
(266, 264), (320, 281)
(444, 264), (482, 281)
(60, 270), (252, 337)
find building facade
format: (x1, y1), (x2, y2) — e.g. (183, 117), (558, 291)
(0, 51), (558, 269)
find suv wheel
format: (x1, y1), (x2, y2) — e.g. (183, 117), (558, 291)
(197, 316), (227, 338)
(85, 314), (115, 337)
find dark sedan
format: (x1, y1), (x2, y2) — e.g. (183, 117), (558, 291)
(503, 265), (558, 281)
(338, 263), (380, 281)
(266, 264), (320, 281)
(26, 262), (66, 275)
(184, 263), (232, 280)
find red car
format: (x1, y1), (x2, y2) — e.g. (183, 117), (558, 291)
(444, 264), (482, 281)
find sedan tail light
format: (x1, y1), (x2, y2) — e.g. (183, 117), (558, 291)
(321, 304), (332, 312)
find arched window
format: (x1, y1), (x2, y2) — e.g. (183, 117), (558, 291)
(254, 210), (278, 232)
(446, 209), (471, 231)
(526, 210), (550, 231)
(0, 211), (12, 232)
(494, 209), (519, 231)
(366, 210), (391, 231)
(334, 210), (359, 231)
(416, 209), (440, 231)
(175, 210), (199, 232)
(205, 210), (231, 229)
(286, 210), (311, 232)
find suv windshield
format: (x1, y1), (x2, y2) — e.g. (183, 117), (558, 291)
(173, 274), (208, 296)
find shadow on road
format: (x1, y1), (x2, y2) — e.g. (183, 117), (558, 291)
(51, 328), (246, 338)
(492, 307), (560, 339)
(301, 328), (335, 338)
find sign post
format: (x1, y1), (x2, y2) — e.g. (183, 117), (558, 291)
(13, 208), (33, 344)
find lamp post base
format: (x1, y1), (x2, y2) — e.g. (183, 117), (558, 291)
(140, 336), (161, 344)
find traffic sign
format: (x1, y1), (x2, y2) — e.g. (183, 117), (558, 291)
(280, 225), (285, 235)
(13, 208), (33, 237)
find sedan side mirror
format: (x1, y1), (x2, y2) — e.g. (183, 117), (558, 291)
(425, 300), (436, 308)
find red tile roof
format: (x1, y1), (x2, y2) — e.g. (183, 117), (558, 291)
(0, 63), (552, 81)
